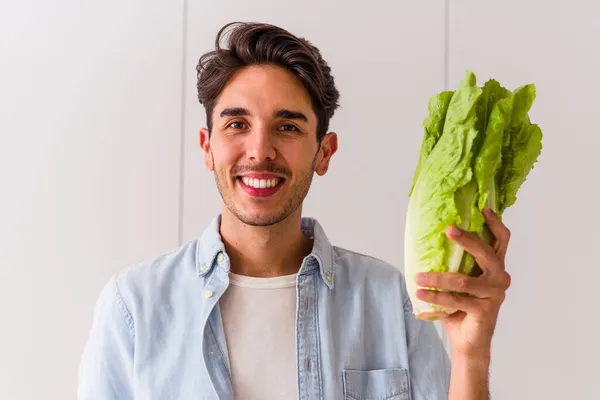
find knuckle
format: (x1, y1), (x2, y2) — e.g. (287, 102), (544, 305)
(504, 273), (512, 289)
(503, 227), (512, 242)
(456, 276), (470, 292)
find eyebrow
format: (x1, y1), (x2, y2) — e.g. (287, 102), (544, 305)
(274, 109), (308, 122)
(219, 107), (308, 123)
(219, 107), (249, 118)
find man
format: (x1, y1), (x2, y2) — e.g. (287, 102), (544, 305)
(78, 22), (512, 399)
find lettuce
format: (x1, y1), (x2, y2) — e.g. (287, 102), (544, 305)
(404, 70), (543, 320)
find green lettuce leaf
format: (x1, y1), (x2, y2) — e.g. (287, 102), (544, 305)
(409, 90), (454, 196)
(497, 84), (541, 212)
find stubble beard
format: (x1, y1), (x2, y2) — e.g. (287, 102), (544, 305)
(213, 152), (319, 227)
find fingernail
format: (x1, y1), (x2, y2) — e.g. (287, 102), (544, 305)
(447, 226), (462, 237)
(484, 207), (495, 216)
(416, 273), (427, 284)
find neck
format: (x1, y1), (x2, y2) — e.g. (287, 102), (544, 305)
(218, 206), (313, 277)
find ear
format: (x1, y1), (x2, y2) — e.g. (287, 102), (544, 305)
(199, 128), (214, 171)
(314, 132), (338, 176)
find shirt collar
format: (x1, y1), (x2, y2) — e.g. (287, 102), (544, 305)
(195, 214), (335, 289)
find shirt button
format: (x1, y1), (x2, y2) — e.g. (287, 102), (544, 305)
(217, 253), (225, 263)
(325, 275), (332, 283)
(204, 290), (214, 299)
(199, 265), (208, 273)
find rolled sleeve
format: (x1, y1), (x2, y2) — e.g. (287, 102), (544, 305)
(77, 275), (135, 400)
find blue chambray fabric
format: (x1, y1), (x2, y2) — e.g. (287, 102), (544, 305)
(77, 214), (450, 399)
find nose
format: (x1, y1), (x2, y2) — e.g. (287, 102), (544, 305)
(245, 124), (276, 162)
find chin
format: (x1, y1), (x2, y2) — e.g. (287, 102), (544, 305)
(229, 204), (295, 227)
(236, 213), (285, 227)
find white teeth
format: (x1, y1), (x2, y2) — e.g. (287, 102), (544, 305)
(241, 177), (280, 189)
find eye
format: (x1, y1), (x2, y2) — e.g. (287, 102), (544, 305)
(278, 124), (299, 132)
(226, 121), (247, 130)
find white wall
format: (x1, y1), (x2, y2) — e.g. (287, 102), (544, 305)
(448, 2), (600, 398)
(0, 1), (183, 399)
(1, 1), (598, 399)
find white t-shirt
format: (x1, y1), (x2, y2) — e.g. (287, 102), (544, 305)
(219, 272), (298, 399)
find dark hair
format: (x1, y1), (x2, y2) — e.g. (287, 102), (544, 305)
(196, 22), (340, 142)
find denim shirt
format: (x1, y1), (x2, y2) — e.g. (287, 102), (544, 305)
(77, 215), (450, 399)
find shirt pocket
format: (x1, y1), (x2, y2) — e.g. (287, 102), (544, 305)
(343, 368), (411, 400)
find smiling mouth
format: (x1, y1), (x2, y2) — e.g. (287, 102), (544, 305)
(237, 176), (285, 197)
(239, 176), (282, 188)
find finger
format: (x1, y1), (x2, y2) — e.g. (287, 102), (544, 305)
(483, 207), (511, 260)
(416, 272), (501, 299)
(446, 225), (504, 274)
(416, 288), (494, 318)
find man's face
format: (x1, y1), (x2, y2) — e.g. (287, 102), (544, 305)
(200, 65), (337, 227)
